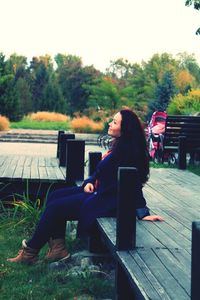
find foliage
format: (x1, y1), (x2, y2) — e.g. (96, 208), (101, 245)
(167, 90), (200, 114)
(148, 71), (177, 118)
(87, 76), (120, 110)
(55, 54), (100, 115)
(0, 115), (10, 131)
(185, 0), (200, 34)
(0, 74), (22, 121)
(71, 116), (103, 133)
(1, 50), (200, 122)
(175, 69), (195, 94)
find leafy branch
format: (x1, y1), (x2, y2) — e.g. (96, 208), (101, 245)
(185, 0), (200, 34)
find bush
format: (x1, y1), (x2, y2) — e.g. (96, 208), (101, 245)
(167, 90), (200, 115)
(71, 116), (103, 133)
(0, 115), (10, 131)
(28, 111), (69, 122)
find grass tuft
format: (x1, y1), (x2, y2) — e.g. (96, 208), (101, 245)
(28, 112), (70, 122)
(71, 117), (103, 133)
(0, 115), (10, 131)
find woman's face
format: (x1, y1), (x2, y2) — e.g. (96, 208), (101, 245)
(108, 112), (122, 138)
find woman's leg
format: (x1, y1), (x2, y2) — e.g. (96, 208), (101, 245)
(27, 191), (89, 250)
(46, 186), (83, 206)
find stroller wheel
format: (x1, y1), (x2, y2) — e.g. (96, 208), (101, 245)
(153, 149), (162, 164)
(168, 153), (177, 165)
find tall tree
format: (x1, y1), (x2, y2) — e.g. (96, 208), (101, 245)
(0, 75), (22, 121)
(148, 71), (177, 118)
(0, 52), (6, 76)
(176, 52), (200, 85)
(55, 54), (100, 115)
(87, 76), (120, 110)
(15, 78), (32, 115)
(30, 57), (49, 111)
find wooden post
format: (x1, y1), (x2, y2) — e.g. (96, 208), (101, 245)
(88, 152), (102, 253)
(56, 130), (65, 158)
(178, 136), (186, 170)
(59, 133), (75, 166)
(191, 221), (200, 300)
(116, 167), (137, 251)
(88, 152), (102, 176)
(66, 140), (85, 184)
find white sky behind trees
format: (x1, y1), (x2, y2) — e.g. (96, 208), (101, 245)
(0, 0), (200, 71)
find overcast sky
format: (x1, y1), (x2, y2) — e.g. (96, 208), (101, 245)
(0, 0), (200, 71)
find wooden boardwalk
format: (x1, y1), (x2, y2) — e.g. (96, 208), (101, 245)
(0, 154), (67, 201)
(0, 154), (66, 183)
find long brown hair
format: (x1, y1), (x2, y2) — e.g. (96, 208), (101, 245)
(112, 109), (149, 184)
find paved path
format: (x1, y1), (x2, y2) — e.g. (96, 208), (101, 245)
(0, 129), (99, 144)
(0, 142), (106, 157)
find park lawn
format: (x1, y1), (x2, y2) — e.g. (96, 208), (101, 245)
(0, 210), (114, 300)
(11, 119), (71, 131)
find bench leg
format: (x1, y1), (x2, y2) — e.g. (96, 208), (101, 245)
(115, 262), (136, 300)
(178, 136), (186, 170)
(88, 222), (108, 254)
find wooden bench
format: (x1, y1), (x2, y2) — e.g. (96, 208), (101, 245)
(87, 153), (200, 299)
(157, 115), (200, 169)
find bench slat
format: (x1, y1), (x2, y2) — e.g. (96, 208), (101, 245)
(117, 248), (190, 299)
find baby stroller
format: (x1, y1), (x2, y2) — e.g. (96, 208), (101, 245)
(147, 111), (167, 162)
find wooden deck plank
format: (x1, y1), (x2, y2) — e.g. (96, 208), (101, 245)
(38, 166), (49, 180)
(0, 155), (66, 183)
(0, 156), (17, 179)
(124, 248), (190, 299)
(30, 157), (39, 179)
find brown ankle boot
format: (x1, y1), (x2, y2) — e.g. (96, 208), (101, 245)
(7, 240), (39, 264)
(45, 238), (70, 262)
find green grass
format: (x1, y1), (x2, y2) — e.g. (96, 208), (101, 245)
(11, 119), (71, 131)
(0, 196), (114, 300)
(187, 164), (200, 176)
(150, 161), (200, 176)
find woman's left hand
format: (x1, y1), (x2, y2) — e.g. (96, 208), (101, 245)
(142, 215), (164, 221)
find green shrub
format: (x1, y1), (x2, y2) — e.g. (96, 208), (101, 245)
(168, 90), (200, 115)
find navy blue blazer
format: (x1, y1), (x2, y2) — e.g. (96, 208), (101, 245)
(77, 150), (150, 237)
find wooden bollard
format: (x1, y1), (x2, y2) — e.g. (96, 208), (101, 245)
(56, 130), (65, 158)
(66, 140), (85, 184)
(191, 221), (200, 300)
(59, 133), (75, 166)
(88, 152), (102, 176)
(116, 167), (138, 251)
(178, 136), (186, 170)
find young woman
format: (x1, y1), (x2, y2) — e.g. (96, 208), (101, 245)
(7, 109), (163, 264)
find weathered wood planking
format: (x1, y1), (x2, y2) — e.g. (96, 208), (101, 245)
(97, 212), (192, 252)
(117, 248), (191, 299)
(0, 155), (65, 182)
(95, 167), (200, 299)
